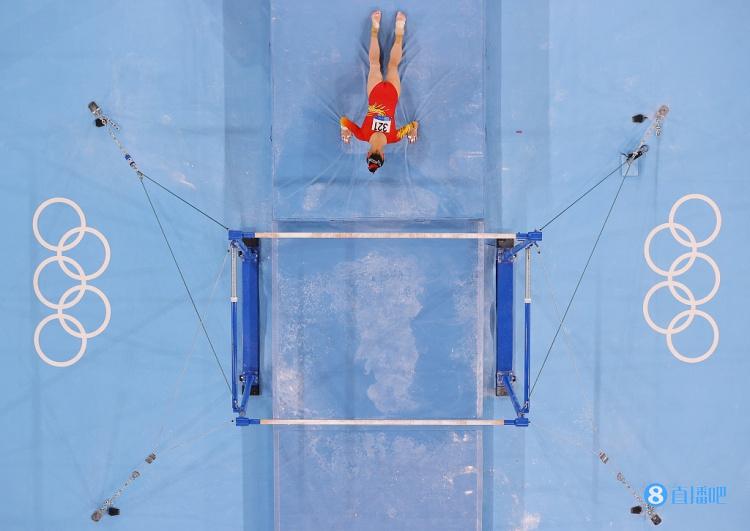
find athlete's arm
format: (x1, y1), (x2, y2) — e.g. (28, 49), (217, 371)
(340, 117), (366, 142)
(396, 120), (418, 143)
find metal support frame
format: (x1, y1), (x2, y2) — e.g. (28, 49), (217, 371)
(228, 231), (260, 417)
(495, 231), (542, 424)
(228, 229), (541, 427)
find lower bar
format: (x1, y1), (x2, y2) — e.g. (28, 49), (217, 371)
(253, 232), (515, 240)
(257, 418), (505, 426)
(235, 417), (528, 427)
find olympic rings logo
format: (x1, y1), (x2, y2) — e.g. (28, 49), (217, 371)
(643, 194), (721, 364)
(32, 198), (111, 367)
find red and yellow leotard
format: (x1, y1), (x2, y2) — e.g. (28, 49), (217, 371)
(340, 81), (416, 143)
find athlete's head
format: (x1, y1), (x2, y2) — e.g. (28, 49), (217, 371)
(367, 151), (384, 173)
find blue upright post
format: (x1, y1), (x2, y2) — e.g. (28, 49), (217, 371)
(523, 246), (531, 413)
(241, 237), (261, 410)
(228, 231), (261, 419)
(496, 241), (515, 396)
(230, 243), (240, 412)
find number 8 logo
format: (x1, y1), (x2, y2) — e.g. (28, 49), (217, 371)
(644, 483), (667, 506)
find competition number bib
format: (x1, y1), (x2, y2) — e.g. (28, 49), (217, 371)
(371, 116), (391, 133)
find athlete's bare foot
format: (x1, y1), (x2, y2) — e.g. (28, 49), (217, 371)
(371, 10), (381, 31)
(395, 11), (406, 36)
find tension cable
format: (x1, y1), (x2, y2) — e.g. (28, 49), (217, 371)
(88, 101), (231, 393)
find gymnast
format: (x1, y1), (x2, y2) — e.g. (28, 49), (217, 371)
(340, 10), (419, 173)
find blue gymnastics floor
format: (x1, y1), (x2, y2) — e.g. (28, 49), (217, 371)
(1, 1), (750, 530)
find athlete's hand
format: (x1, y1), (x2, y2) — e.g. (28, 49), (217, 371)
(340, 126), (352, 144)
(407, 121), (419, 143)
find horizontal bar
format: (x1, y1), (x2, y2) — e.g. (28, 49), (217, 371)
(253, 232), (516, 240)
(257, 418), (506, 426)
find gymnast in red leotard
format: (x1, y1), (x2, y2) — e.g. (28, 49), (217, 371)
(340, 10), (419, 173)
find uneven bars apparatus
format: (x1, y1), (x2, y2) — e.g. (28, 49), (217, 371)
(228, 230), (541, 428)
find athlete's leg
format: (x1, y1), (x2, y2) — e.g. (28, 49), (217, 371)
(367, 10), (383, 96)
(385, 11), (406, 96)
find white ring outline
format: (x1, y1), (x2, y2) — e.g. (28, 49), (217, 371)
(57, 285), (111, 339)
(666, 310), (719, 364)
(33, 255), (88, 310)
(643, 280), (696, 335)
(32, 197), (87, 251)
(667, 251), (720, 306)
(56, 226), (111, 281)
(644, 222), (697, 277)
(668, 193), (721, 248)
(34, 313), (88, 368)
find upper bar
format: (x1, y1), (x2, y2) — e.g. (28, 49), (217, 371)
(252, 232), (516, 240)
(258, 418), (505, 426)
